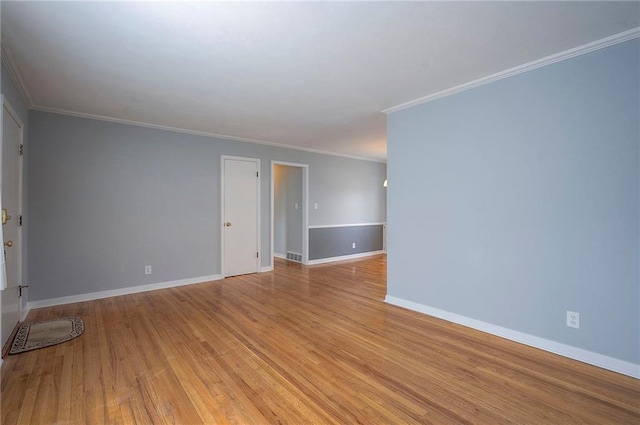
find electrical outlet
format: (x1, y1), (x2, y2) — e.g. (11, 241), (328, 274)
(352, 242), (356, 249)
(145, 265), (152, 275)
(566, 311), (579, 329)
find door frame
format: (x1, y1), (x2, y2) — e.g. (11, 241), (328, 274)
(270, 161), (309, 268)
(0, 96), (25, 355)
(220, 155), (261, 278)
(1, 97), (24, 293)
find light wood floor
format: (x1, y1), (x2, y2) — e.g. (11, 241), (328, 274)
(1, 256), (639, 424)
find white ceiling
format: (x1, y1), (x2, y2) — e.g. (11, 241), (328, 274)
(2, 1), (639, 162)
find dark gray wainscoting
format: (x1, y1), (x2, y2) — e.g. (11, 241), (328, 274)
(309, 224), (384, 261)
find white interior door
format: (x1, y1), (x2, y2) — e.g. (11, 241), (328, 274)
(222, 157), (260, 277)
(1, 100), (24, 348)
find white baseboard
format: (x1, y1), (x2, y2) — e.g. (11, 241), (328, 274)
(28, 274), (223, 309)
(273, 253), (286, 260)
(307, 250), (385, 265)
(260, 266), (274, 273)
(385, 295), (640, 379)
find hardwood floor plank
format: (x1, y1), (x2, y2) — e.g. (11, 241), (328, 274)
(1, 255), (639, 424)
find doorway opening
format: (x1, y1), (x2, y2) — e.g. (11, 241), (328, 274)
(271, 161), (308, 268)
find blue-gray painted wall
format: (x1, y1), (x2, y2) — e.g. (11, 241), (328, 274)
(387, 39), (639, 364)
(27, 110), (386, 302)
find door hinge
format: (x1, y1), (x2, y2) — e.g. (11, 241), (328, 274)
(18, 144), (24, 156)
(256, 252), (259, 258)
(18, 215), (22, 226)
(256, 171), (259, 178)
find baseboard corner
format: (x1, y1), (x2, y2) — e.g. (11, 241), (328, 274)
(384, 295), (640, 379)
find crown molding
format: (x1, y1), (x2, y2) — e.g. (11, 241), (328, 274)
(2, 42), (385, 164)
(1, 43), (34, 108)
(383, 26), (640, 115)
(31, 105), (387, 163)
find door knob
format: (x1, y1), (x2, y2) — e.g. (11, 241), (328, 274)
(4, 240), (13, 247)
(225, 222), (232, 227)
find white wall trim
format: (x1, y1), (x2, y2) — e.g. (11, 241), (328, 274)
(385, 295), (640, 379)
(260, 266), (274, 273)
(0, 44), (35, 108)
(383, 27), (640, 114)
(2, 98), (25, 129)
(30, 105), (385, 163)
(307, 250), (385, 266)
(28, 274), (223, 310)
(273, 253), (286, 260)
(308, 222), (385, 229)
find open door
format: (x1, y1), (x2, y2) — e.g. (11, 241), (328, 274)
(0, 99), (24, 349)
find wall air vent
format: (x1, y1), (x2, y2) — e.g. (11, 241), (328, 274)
(286, 252), (303, 263)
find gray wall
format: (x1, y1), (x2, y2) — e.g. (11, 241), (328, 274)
(273, 164), (303, 256)
(309, 155), (386, 226)
(309, 225), (383, 260)
(1, 62), (29, 313)
(28, 111), (386, 301)
(387, 39), (639, 364)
